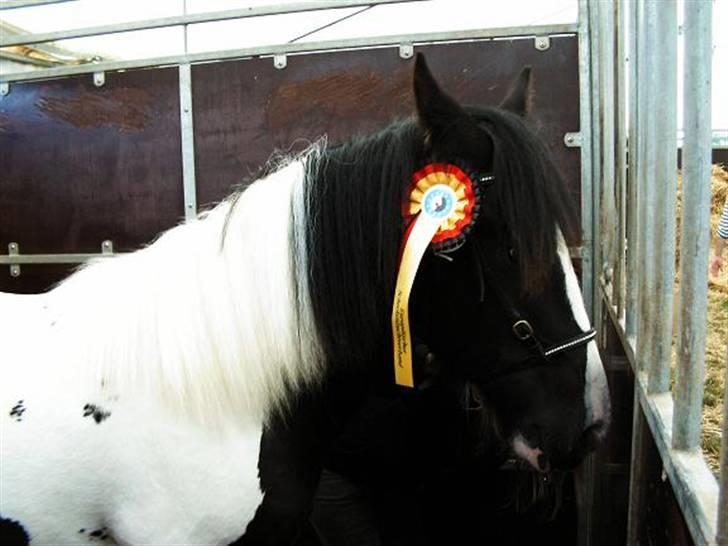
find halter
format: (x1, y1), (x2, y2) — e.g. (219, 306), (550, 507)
(472, 247), (597, 381)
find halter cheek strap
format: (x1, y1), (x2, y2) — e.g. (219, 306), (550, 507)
(473, 247), (596, 380)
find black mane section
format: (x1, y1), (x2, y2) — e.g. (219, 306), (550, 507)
(469, 107), (577, 294)
(305, 121), (425, 372)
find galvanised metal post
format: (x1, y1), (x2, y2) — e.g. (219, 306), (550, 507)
(636, 0), (658, 372)
(672, 0), (712, 451)
(614, 0), (628, 320)
(625, 0), (639, 340)
(645, 0), (677, 395)
(598, 0), (617, 309)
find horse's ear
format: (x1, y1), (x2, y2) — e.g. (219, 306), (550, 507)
(413, 53), (469, 138)
(499, 66), (533, 116)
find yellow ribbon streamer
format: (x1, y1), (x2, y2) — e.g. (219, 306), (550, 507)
(392, 182), (460, 387)
(391, 212), (443, 387)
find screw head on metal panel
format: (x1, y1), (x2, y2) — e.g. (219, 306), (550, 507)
(534, 36), (551, 51)
(0, 82), (9, 97)
(399, 44), (414, 59)
(10, 265), (21, 277)
(273, 55), (287, 70)
(8, 242), (18, 254)
(563, 132), (582, 148)
(93, 71), (105, 87)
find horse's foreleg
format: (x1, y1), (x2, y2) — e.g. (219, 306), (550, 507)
(233, 391), (325, 546)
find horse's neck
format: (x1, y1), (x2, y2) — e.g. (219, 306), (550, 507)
(51, 158), (323, 424)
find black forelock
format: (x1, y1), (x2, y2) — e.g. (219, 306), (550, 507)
(468, 106), (577, 294)
(305, 120), (425, 372)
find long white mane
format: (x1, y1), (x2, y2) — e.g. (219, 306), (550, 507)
(46, 147), (324, 423)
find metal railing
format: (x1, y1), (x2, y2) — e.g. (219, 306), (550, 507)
(588, 0), (724, 544)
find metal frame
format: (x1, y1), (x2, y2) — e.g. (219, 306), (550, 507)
(0, 23), (578, 84)
(0, 0), (423, 47)
(1, 241), (114, 277)
(178, 63), (197, 221)
(0, 22), (580, 275)
(592, 0), (723, 544)
(0, 0), (75, 9)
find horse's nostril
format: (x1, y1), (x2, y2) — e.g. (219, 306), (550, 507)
(537, 453), (551, 473)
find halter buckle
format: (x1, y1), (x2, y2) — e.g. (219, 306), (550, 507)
(512, 319), (534, 341)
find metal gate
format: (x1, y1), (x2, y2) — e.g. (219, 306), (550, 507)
(584, 0), (726, 544)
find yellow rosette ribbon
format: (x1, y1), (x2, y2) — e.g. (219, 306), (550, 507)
(391, 163), (479, 387)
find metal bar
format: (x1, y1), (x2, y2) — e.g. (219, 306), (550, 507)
(636, 0), (658, 372)
(625, 2), (647, 543)
(672, 0), (712, 451)
(646, 0), (677, 395)
(0, 0), (424, 47)
(614, 0), (627, 320)
(575, 3), (596, 545)
(0, 23), (579, 83)
(598, 0), (617, 310)
(624, 0), (639, 339)
(719, 345), (728, 545)
(0, 0), (75, 9)
(578, 0), (594, 322)
(602, 288), (720, 546)
(626, 380), (649, 546)
(0, 253), (114, 264)
(178, 63), (197, 221)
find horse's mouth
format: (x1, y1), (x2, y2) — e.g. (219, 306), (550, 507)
(512, 434), (550, 473)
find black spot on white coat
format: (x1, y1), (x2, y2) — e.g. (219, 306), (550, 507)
(0, 516), (30, 546)
(82, 404), (111, 424)
(9, 401), (25, 422)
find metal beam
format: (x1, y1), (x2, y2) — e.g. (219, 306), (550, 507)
(577, 0), (594, 321)
(0, 23), (578, 83)
(624, 0), (639, 339)
(636, 0), (658, 372)
(0, 0), (75, 10)
(645, 0), (677, 395)
(672, 0), (712, 451)
(178, 63), (197, 221)
(0, 0), (426, 47)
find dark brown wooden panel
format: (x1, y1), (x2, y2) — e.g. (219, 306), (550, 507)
(1, 38), (579, 293)
(192, 37), (581, 216)
(0, 67), (184, 292)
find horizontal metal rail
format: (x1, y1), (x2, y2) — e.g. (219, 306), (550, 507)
(0, 252), (114, 264)
(0, 23), (578, 83)
(602, 286), (719, 546)
(0, 0), (422, 47)
(0, 0), (75, 10)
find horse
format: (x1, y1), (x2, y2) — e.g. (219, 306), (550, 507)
(0, 54), (610, 545)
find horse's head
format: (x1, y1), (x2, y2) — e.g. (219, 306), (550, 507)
(409, 55), (610, 472)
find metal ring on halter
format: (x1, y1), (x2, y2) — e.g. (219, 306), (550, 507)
(512, 319), (534, 341)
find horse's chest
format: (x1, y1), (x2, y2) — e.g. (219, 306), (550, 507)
(1, 379), (263, 545)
